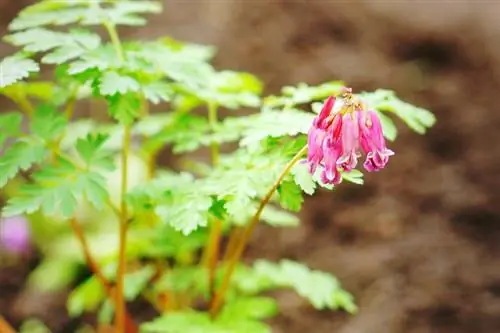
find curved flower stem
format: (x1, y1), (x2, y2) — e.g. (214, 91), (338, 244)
(209, 145), (308, 316)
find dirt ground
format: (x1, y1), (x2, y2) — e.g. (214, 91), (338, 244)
(2, 1), (500, 332)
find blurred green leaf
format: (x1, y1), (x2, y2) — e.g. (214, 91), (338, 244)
(8, 0), (162, 31)
(360, 89), (436, 134)
(234, 260), (357, 313)
(5, 28), (101, 64)
(0, 54), (39, 88)
(67, 276), (105, 317)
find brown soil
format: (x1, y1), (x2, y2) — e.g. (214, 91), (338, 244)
(3, 1), (500, 332)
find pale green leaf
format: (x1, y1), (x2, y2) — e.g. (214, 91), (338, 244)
(99, 71), (140, 95)
(0, 55), (39, 88)
(5, 28), (101, 64)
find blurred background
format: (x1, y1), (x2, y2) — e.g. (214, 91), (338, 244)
(2, 1), (500, 332)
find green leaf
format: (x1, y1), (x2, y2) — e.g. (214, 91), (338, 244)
(75, 133), (115, 170)
(203, 153), (286, 218)
(106, 93), (141, 125)
(155, 188), (212, 236)
(197, 70), (263, 108)
(341, 169), (364, 185)
(0, 55), (39, 88)
(291, 162), (316, 195)
(99, 71), (140, 96)
(218, 297), (278, 321)
(31, 104), (67, 140)
(27, 258), (80, 291)
(277, 180), (303, 212)
(377, 111), (398, 141)
(124, 265), (156, 301)
(264, 81), (345, 109)
(1, 81), (56, 103)
(2, 157), (110, 217)
(239, 109), (314, 147)
(0, 139), (45, 188)
(9, 0), (162, 31)
(5, 28), (101, 64)
(141, 311), (271, 333)
(235, 260), (357, 313)
(142, 81), (173, 104)
(0, 112), (23, 147)
(230, 204), (299, 228)
(360, 89), (436, 134)
(19, 319), (51, 333)
(135, 172), (212, 235)
(141, 312), (214, 333)
(67, 276), (105, 317)
(67, 45), (118, 75)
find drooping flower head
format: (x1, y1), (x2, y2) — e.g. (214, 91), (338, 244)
(306, 87), (394, 184)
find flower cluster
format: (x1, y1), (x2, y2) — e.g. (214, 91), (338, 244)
(307, 87), (394, 184)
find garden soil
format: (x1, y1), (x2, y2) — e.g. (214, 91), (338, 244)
(2, 1), (500, 332)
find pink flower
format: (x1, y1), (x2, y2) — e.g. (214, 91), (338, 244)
(0, 215), (30, 254)
(306, 87), (394, 184)
(359, 110), (395, 172)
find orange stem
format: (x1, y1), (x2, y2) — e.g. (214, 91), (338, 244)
(69, 218), (138, 333)
(0, 316), (16, 333)
(206, 218), (222, 297)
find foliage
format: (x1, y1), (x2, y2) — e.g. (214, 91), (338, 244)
(0, 0), (435, 332)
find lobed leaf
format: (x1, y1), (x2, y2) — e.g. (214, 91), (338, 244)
(264, 81), (345, 109)
(9, 0), (162, 31)
(0, 139), (45, 188)
(0, 55), (39, 88)
(235, 260), (357, 313)
(360, 89), (436, 135)
(2, 158), (110, 218)
(5, 28), (101, 65)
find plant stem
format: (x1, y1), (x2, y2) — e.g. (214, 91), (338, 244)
(0, 316), (16, 333)
(69, 217), (138, 333)
(69, 217), (113, 293)
(221, 228), (243, 263)
(207, 101), (220, 165)
(115, 124), (132, 332)
(203, 101), (222, 299)
(209, 145), (308, 316)
(104, 22), (126, 64)
(103, 20), (130, 333)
